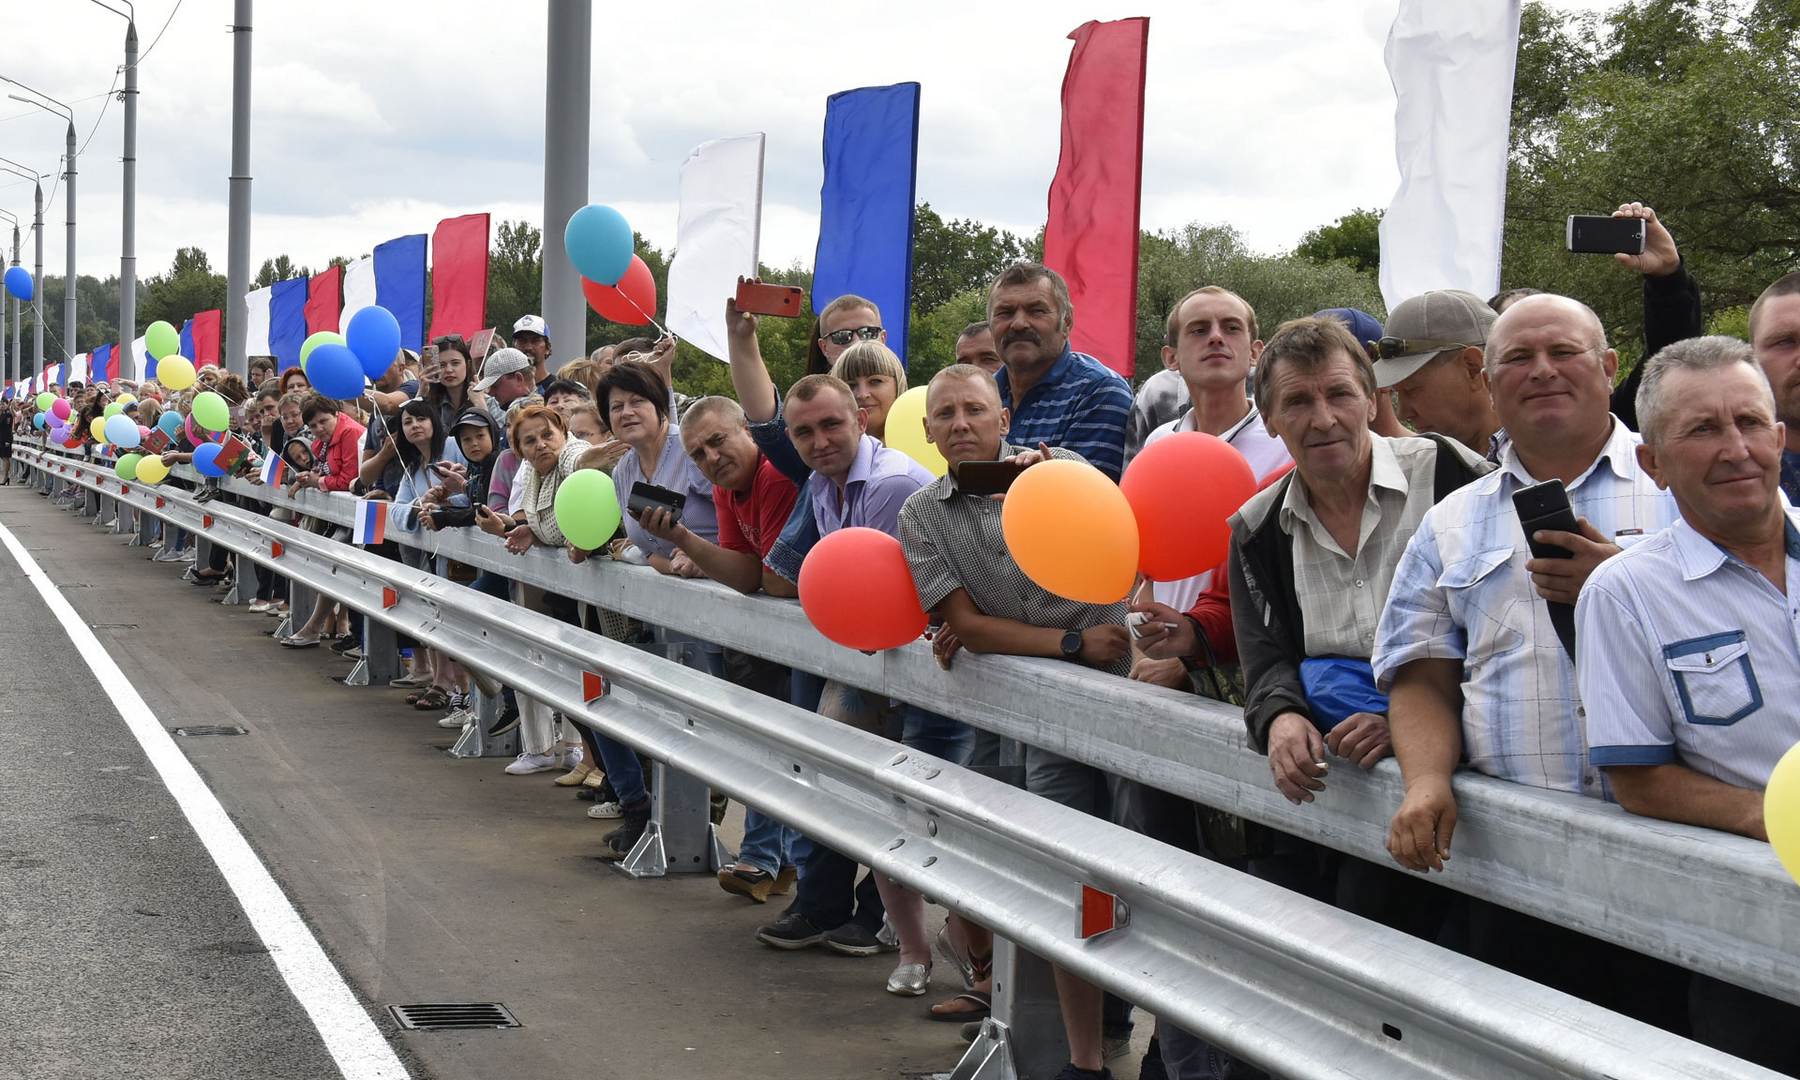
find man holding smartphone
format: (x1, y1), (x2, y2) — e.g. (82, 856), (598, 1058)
(1375, 294), (1683, 1026)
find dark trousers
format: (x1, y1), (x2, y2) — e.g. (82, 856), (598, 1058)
(792, 840), (884, 933)
(1689, 973), (1800, 1074)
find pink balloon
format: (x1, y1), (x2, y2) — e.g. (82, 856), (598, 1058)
(50, 398), (71, 421)
(137, 425), (151, 439)
(184, 414), (223, 446)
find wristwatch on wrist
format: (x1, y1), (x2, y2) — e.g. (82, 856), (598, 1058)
(1060, 629), (1083, 659)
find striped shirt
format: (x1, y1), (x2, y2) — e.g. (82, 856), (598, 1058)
(899, 444), (1130, 678)
(994, 346), (1133, 481)
(1372, 418), (1678, 795)
(1578, 510), (1800, 792)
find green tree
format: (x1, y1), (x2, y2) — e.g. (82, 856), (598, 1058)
(910, 202), (1028, 314)
(253, 254), (307, 288)
(1295, 209), (1384, 275)
(139, 247), (227, 331)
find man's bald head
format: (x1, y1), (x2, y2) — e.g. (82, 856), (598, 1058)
(927, 363), (1002, 408)
(1487, 293), (1608, 372)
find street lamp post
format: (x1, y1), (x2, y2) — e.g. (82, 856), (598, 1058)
(2, 80), (76, 364)
(88, 0), (138, 355)
(0, 209), (14, 386)
(0, 157), (46, 379)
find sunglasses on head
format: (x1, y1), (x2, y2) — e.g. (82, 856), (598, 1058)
(1373, 336), (1472, 360)
(823, 325), (884, 347)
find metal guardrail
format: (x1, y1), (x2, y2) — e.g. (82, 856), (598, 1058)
(17, 446), (1784, 1080)
(25, 440), (1794, 1010)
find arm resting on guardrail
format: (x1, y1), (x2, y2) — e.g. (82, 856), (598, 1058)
(1605, 764), (1768, 840)
(1386, 658), (1466, 873)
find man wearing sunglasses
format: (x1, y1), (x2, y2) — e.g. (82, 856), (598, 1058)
(1374, 289), (1505, 460)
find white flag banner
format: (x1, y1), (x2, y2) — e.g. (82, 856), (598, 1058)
(666, 133), (765, 363)
(130, 335), (149, 381)
(341, 255), (376, 331)
(243, 286), (273, 356)
(1377, 0), (1522, 310)
(70, 352), (89, 385)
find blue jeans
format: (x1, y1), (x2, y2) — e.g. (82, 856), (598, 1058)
(737, 809), (795, 877)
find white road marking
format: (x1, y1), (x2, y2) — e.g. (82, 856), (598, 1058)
(0, 519), (411, 1080)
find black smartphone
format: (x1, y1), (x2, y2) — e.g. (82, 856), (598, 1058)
(1566, 215), (1646, 256)
(628, 481), (685, 520)
(1512, 479), (1581, 560)
(954, 460), (1022, 497)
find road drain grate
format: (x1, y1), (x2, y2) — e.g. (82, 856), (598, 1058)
(389, 1003), (519, 1030)
(172, 725), (248, 737)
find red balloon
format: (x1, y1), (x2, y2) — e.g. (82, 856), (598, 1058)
(1120, 431), (1259, 581)
(581, 256), (656, 325)
(798, 527), (927, 651)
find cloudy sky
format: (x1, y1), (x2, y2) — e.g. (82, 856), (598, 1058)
(1, 0), (1614, 286)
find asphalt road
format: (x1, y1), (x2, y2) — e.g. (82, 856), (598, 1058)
(0, 479), (973, 1080)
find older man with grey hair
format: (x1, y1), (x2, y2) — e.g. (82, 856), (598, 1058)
(1577, 331), (1800, 1077)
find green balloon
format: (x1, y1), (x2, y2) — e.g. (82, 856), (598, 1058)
(103, 402), (125, 418)
(145, 320), (181, 361)
(115, 453), (143, 481)
(300, 330), (346, 369)
(192, 390), (230, 432)
(34, 392), (53, 411)
(553, 469), (622, 551)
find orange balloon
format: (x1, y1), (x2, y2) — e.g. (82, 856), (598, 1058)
(1121, 432), (1258, 581)
(799, 526), (928, 651)
(1001, 458), (1139, 603)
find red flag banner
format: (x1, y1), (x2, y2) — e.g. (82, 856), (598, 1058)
(306, 265), (344, 334)
(192, 309), (223, 368)
(1042, 17), (1150, 378)
(430, 213), (490, 341)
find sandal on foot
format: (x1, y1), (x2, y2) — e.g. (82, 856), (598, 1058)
(929, 991), (990, 1021)
(413, 687), (451, 710)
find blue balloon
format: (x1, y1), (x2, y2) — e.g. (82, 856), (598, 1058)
(345, 305), (402, 381)
(157, 410), (183, 437)
(33, 411), (47, 429)
(306, 342), (366, 400)
(104, 413), (142, 448)
(192, 441), (227, 478)
(4, 266), (32, 302)
(564, 204), (635, 286)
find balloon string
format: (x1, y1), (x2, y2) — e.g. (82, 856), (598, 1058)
(620, 291), (671, 342)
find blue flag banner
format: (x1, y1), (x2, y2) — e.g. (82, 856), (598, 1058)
(812, 82), (921, 365)
(179, 319), (195, 364)
(270, 276), (310, 372)
(375, 234), (428, 353)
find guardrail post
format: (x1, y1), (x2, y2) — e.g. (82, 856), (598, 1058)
(448, 687), (518, 759)
(616, 762), (720, 878)
(345, 618), (402, 686)
(82, 486), (99, 517)
(951, 939), (1069, 1080)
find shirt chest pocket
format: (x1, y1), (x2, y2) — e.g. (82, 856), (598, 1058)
(1436, 547), (1527, 658)
(1664, 632), (1761, 726)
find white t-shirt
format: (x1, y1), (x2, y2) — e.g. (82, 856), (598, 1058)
(1143, 404), (1291, 612)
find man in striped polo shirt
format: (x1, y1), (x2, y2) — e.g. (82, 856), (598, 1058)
(988, 262), (1134, 481)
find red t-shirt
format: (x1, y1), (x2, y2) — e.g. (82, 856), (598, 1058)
(712, 453), (799, 558)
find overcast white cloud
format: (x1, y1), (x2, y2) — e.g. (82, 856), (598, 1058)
(0, 0), (1616, 288)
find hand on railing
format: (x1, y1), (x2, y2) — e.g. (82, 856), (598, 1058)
(504, 523), (535, 555)
(1268, 712), (1328, 805)
(1326, 712), (1392, 770)
(1389, 777), (1458, 873)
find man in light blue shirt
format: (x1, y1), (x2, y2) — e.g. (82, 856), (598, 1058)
(1378, 294), (1679, 869)
(1577, 334), (1800, 1080)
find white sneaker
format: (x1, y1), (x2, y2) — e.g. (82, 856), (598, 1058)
(152, 548), (185, 562)
(248, 600), (273, 613)
(557, 744), (584, 770)
(504, 751), (561, 775)
(437, 708), (471, 730)
(587, 801), (623, 820)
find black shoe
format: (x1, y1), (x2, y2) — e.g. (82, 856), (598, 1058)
(755, 910), (827, 951)
(1052, 1065), (1111, 1080)
(822, 920), (885, 957)
(595, 805), (650, 862)
(1136, 1037), (1167, 1080)
(486, 703), (520, 738)
(710, 792), (729, 825)
(328, 633), (358, 655)
(194, 487), (221, 504)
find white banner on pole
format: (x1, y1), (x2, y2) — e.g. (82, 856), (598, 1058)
(243, 286), (273, 356)
(666, 133), (765, 363)
(130, 336), (149, 381)
(1377, 0), (1522, 310)
(341, 256), (376, 333)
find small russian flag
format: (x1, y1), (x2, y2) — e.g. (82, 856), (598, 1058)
(260, 453), (286, 487)
(352, 498), (387, 546)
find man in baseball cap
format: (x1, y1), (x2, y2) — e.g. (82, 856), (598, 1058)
(1375, 289), (1502, 458)
(512, 314), (554, 393)
(473, 347), (536, 442)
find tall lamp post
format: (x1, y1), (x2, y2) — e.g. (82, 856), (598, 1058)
(0, 157), (46, 378)
(87, 0), (138, 355)
(1, 79), (76, 363)
(0, 209), (15, 387)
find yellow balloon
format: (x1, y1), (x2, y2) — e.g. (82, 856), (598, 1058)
(135, 455), (170, 485)
(157, 355), (197, 392)
(90, 417), (108, 442)
(116, 392), (136, 405)
(1766, 742), (1800, 886)
(881, 385), (946, 477)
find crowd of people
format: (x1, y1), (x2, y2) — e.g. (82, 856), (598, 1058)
(4, 198), (1797, 1079)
